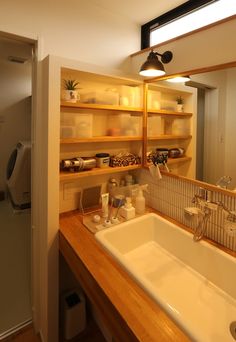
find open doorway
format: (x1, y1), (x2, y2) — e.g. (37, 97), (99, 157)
(0, 34), (34, 339)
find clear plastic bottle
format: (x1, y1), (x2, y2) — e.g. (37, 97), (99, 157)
(135, 189), (145, 214)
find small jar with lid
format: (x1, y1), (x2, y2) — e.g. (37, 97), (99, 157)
(95, 153), (110, 168)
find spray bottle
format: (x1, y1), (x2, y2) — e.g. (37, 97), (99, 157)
(135, 184), (148, 215)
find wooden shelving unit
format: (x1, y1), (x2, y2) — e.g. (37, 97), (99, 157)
(60, 164), (142, 181)
(60, 69), (196, 181)
(145, 82), (196, 179)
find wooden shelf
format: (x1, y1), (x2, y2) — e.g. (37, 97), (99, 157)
(167, 156), (192, 165)
(148, 134), (191, 141)
(60, 136), (143, 144)
(60, 164), (142, 181)
(147, 157), (191, 168)
(148, 109), (192, 116)
(61, 101), (143, 113)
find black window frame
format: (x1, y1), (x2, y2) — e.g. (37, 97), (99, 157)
(141, 0), (218, 50)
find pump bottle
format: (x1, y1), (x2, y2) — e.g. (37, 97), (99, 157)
(120, 197), (135, 220)
(135, 189), (146, 214)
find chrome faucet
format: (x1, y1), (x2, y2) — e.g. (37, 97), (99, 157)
(192, 187), (208, 205)
(191, 187), (236, 241)
(191, 188), (215, 241)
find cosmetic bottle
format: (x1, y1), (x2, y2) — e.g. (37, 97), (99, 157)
(120, 197), (135, 220)
(135, 189), (145, 214)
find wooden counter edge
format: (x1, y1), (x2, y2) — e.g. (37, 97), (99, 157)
(59, 211), (191, 342)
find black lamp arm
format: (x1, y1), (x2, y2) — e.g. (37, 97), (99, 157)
(152, 50), (173, 64)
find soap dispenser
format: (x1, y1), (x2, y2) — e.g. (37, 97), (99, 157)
(120, 197), (135, 220)
(135, 189), (146, 215)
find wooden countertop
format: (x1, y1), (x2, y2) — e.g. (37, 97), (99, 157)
(59, 210), (190, 342)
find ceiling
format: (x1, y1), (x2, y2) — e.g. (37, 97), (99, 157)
(89, 0), (187, 25)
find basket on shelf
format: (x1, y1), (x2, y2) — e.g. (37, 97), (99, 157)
(110, 152), (141, 167)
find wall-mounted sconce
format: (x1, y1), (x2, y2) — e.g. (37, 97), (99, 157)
(166, 76), (191, 83)
(139, 49), (173, 77)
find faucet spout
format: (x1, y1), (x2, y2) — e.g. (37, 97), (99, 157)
(193, 206), (211, 241)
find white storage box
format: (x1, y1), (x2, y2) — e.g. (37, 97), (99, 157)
(107, 115), (121, 136)
(148, 90), (161, 109)
(61, 112), (76, 126)
(119, 85), (141, 107)
(160, 99), (176, 111)
(60, 126), (76, 138)
(107, 113), (141, 136)
(147, 116), (164, 136)
(80, 90), (119, 105)
(107, 113), (130, 135)
(130, 116), (142, 136)
(164, 118), (174, 135)
(75, 114), (93, 138)
(119, 113), (131, 135)
(61, 289), (86, 340)
(172, 118), (190, 135)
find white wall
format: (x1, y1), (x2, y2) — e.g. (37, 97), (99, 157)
(190, 70), (227, 185)
(225, 68), (236, 189)
(131, 17), (236, 76)
(0, 38), (32, 190)
(0, 0), (140, 71)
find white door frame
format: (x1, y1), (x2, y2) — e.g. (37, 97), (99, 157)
(0, 30), (51, 341)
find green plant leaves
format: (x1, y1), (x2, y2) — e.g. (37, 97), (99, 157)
(63, 79), (79, 90)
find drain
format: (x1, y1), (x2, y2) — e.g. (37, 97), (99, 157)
(230, 321), (236, 340)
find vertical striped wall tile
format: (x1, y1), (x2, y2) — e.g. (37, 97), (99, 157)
(139, 169), (236, 252)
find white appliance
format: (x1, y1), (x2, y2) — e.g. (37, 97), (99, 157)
(6, 141), (31, 209)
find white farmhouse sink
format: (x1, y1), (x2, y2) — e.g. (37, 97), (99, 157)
(95, 213), (236, 342)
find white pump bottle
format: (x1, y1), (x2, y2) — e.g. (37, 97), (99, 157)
(135, 188), (146, 214)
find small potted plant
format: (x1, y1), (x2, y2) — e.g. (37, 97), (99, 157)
(176, 96), (184, 112)
(62, 79), (80, 103)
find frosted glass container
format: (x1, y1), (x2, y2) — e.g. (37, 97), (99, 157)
(75, 114), (93, 138)
(80, 90), (119, 105)
(148, 91), (161, 109)
(164, 118), (173, 135)
(160, 100), (176, 111)
(60, 126), (76, 138)
(61, 112), (75, 126)
(119, 85), (141, 107)
(130, 116), (142, 136)
(172, 118), (190, 135)
(147, 116), (164, 136)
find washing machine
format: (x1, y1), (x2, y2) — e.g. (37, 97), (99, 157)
(6, 141), (31, 209)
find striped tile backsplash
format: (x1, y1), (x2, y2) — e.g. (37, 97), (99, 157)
(137, 169), (236, 252)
